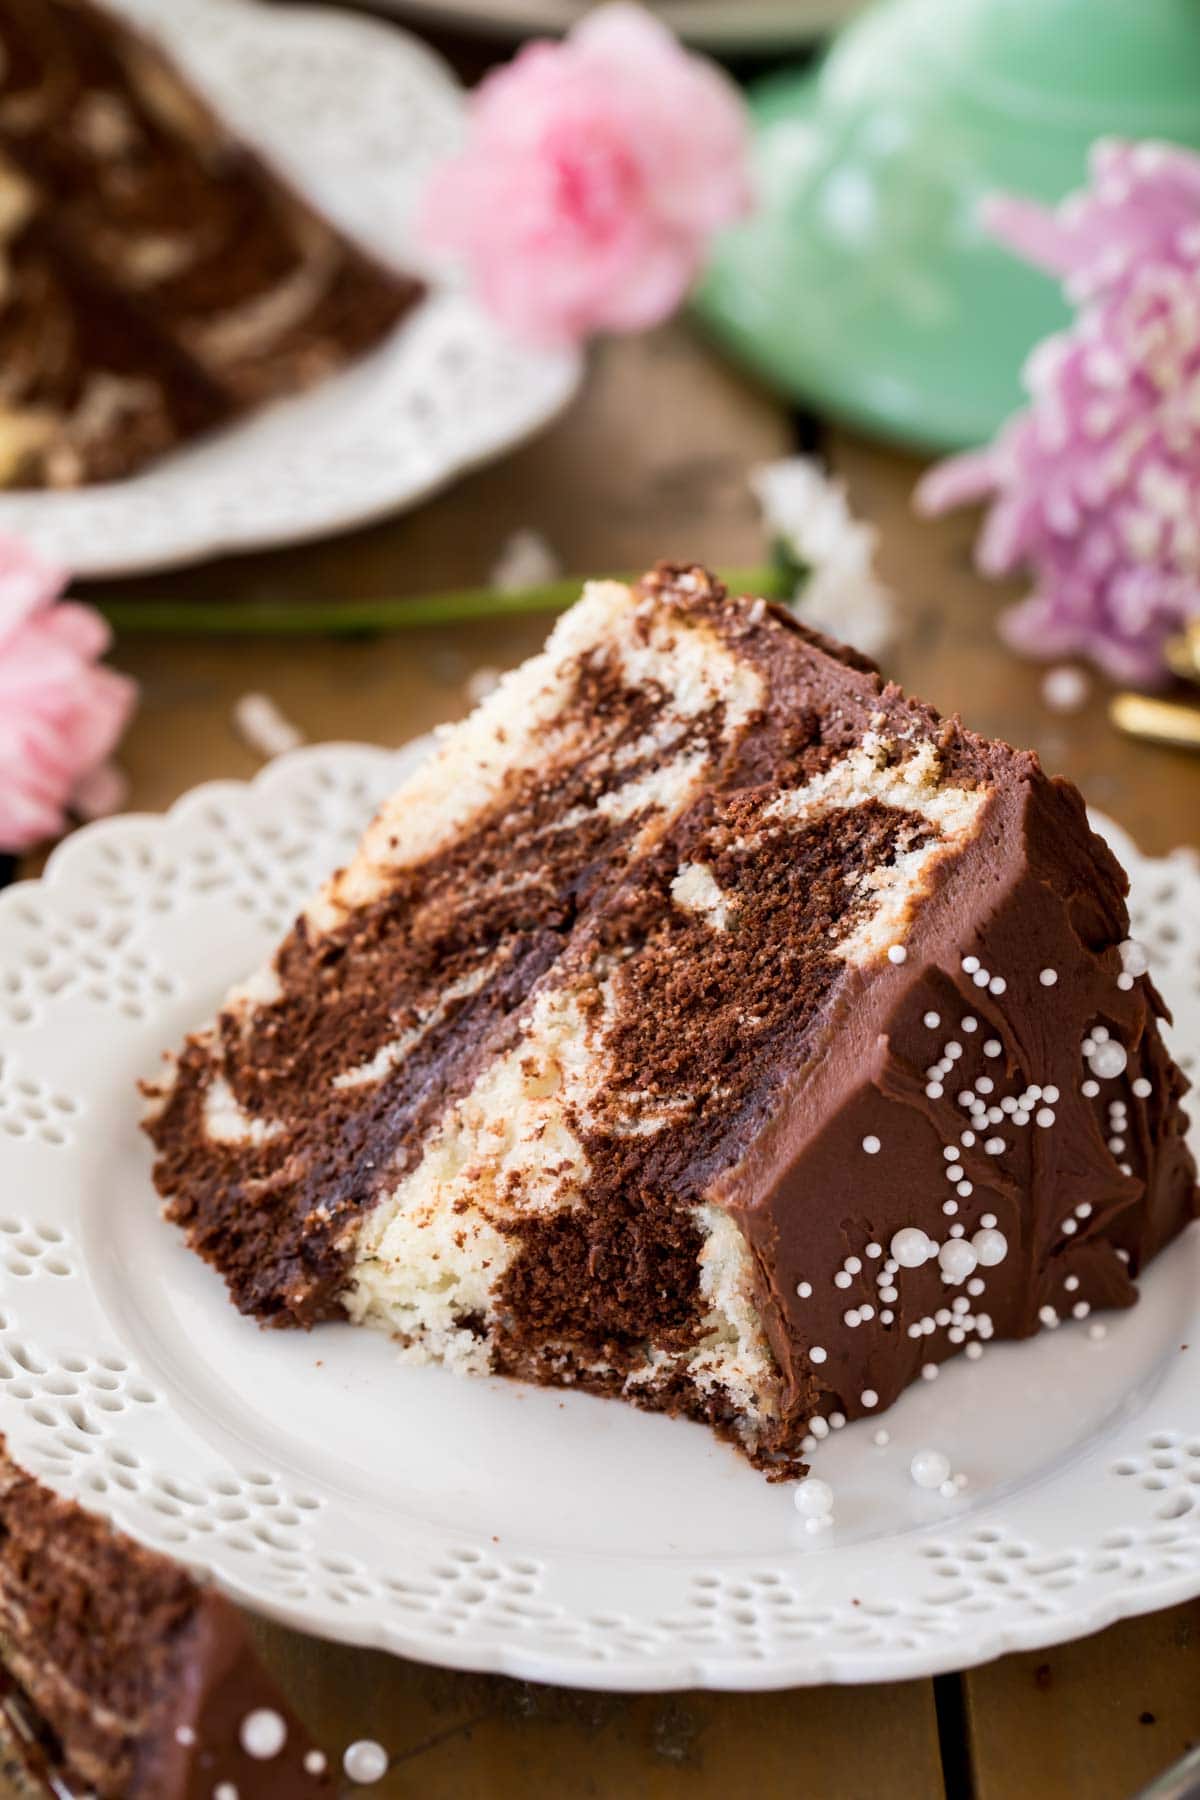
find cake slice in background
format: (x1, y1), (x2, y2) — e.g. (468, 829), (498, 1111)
(144, 565), (1198, 1479)
(0, 0), (422, 487)
(0, 1437), (331, 1799)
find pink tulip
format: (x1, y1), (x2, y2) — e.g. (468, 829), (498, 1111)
(0, 535), (136, 853)
(420, 3), (752, 347)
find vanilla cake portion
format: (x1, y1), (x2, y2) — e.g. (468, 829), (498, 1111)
(145, 565), (1198, 1476)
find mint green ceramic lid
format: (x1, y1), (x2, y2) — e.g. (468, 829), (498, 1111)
(695, 0), (1200, 450)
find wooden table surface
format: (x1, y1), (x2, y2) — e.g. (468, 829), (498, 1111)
(24, 316), (1189, 1799)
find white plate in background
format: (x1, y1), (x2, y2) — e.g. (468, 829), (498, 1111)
(0, 0), (580, 575)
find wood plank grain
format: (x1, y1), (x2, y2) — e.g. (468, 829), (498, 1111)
(246, 1614), (946, 1799)
(964, 1602), (1200, 1800)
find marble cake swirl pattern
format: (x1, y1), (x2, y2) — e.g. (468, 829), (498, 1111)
(0, 741), (1196, 1689)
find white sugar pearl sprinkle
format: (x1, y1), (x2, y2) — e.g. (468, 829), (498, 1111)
(215, 1786), (238, 1800)
(1062, 1218), (1078, 1236)
(924, 1011), (941, 1028)
(888, 944), (907, 964)
(962, 1016), (978, 1032)
(1119, 938), (1149, 977)
(344, 1740), (389, 1784)
(844, 1309), (861, 1327)
(1073, 1301), (1091, 1320)
(846, 1257), (862, 1274)
(989, 976), (1007, 995)
(962, 956), (980, 973)
(1036, 1108), (1056, 1128)
(796, 1281), (812, 1298)
(861, 1389), (878, 1408)
(972, 1228), (1008, 1267)
(1132, 1077), (1152, 1098)
(810, 1417), (830, 1438)
(973, 969), (990, 988)
(1089, 1040), (1128, 1080)
(835, 1271), (853, 1289)
(862, 1135), (881, 1154)
(1040, 968), (1058, 986)
(1039, 1305), (1059, 1327)
(911, 1448), (951, 1489)
(943, 1199), (958, 1216)
(891, 1227), (932, 1268)
(981, 1213), (997, 1228)
(984, 1136), (1005, 1154)
(921, 1363), (939, 1381)
(926, 1082), (944, 1098)
(240, 1710), (287, 1761)
(1065, 1274), (1080, 1292)
(1082, 1079), (1099, 1097)
(809, 1345), (828, 1364)
(943, 1146), (960, 1161)
(795, 1477), (835, 1518)
(867, 1242), (883, 1258)
(966, 1342), (983, 1360)
(1117, 973), (1134, 991)
(939, 1240), (978, 1284)
(304, 1753), (327, 1777)
(873, 1427), (890, 1446)
(984, 1038), (1002, 1057)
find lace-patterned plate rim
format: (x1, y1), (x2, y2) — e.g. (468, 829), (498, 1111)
(0, 740), (1197, 1693)
(0, 0), (581, 577)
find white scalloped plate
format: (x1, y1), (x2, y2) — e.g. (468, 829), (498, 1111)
(0, 0), (580, 576)
(0, 741), (1197, 1690)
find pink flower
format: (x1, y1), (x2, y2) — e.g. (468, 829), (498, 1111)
(917, 140), (1200, 686)
(419, 3), (752, 347)
(0, 535), (137, 853)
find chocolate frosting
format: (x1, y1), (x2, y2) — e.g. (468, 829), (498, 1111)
(0, 1439), (331, 1798)
(144, 563), (1198, 1474)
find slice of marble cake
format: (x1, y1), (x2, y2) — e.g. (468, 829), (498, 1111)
(144, 565), (1198, 1477)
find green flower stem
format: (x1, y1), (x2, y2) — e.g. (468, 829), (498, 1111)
(95, 566), (785, 636)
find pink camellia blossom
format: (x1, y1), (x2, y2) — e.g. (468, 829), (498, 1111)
(0, 535), (136, 853)
(418, 3), (751, 347)
(917, 139), (1200, 686)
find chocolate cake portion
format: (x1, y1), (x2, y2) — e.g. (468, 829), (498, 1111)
(0, 1438), (331, 1799)
(0, 0), (421, 486)
(144, 565), (1199, 1477)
